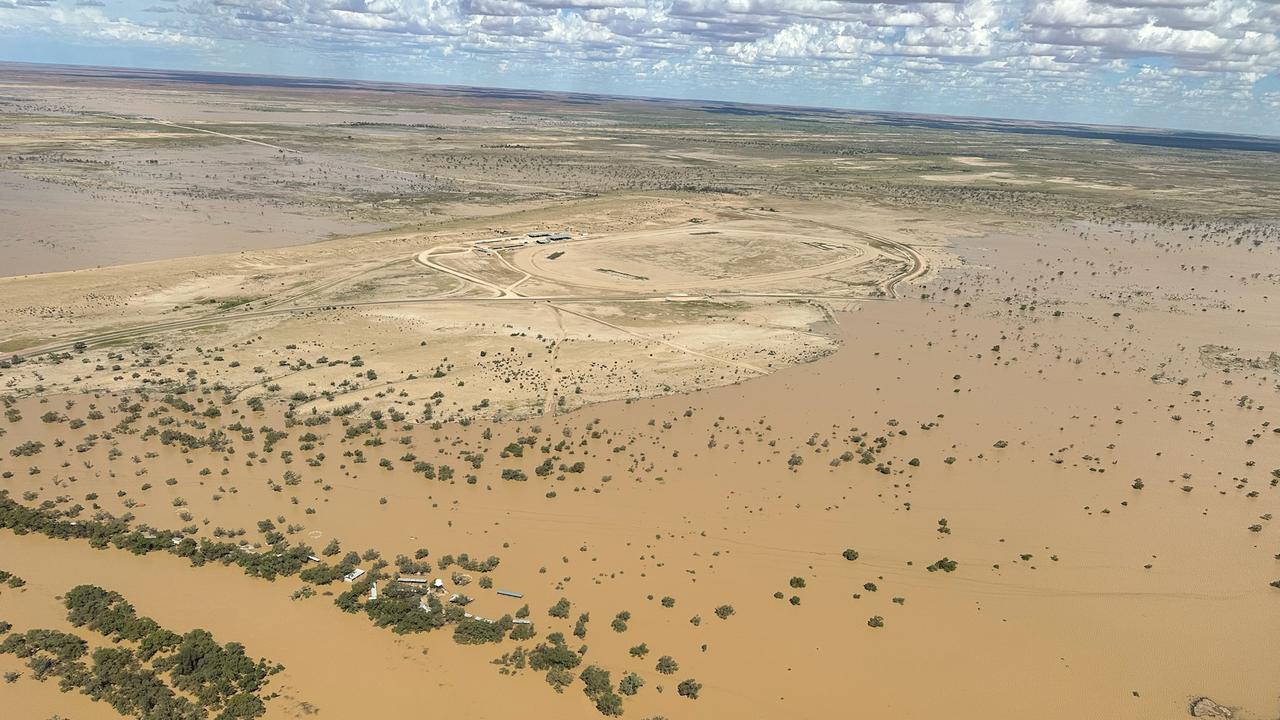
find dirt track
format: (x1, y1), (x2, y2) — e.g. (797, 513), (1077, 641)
(1, 211), (925, 361)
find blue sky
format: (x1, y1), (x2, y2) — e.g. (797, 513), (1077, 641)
(3, 0), (1279, 135)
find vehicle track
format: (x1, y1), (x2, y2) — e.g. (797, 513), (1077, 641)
(549, 304), (766, 375)
(3, 214), (915, 360)
(2, 292), (884, 361)
(512, 237), (879, 294)
(414, 247), (507, 298)
(541, 305), (567, 417)
(259, 255), (416, 310)
(737, 211), (927, 298)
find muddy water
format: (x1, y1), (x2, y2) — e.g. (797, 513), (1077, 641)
(0, 532), (578, 719)
(2, 223), (1279, 719)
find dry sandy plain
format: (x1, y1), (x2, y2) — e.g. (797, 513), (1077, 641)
(2, 63), (1280, 720)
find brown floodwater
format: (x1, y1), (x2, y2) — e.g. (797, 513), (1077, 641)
(2, 222), (1278, 719)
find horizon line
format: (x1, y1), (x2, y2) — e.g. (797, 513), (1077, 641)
(3, 58), (1279, 143)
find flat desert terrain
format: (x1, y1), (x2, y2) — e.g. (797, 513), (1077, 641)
(1, 63), (1279, 720)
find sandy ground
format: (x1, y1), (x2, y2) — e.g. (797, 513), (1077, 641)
(0, 193), (924, 418)
(0, 169), (382, 276)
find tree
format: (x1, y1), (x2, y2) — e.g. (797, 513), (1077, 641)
(218, 692), (267, 719)
(529, 634), (580, 672)
(548, 597), (571, 619)
(611, 610), (630, 632)
(618, 672), (644, 696)
(299, 564), (345, 585)
(594, 691), (624, 716)
(85, 646), (205, 720)
(655, 655), (678, 675)
(545, 667), (574, 693)
(580, 665), (622, 716)
(453, 616), (513, 645)
(155, 629), (275, 706)
(927, 557), (958, 573)
(580, 664), (611, 695)
(677, 678), (702, 699)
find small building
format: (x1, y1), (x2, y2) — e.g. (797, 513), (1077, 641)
(343, 568), (366, 583)
(306, 554), (321, 563)
(496, 589), (524, 599)
(369, 582), (379, 600)
(527, 231), (550, 238)
(549, 233), (571, 241)
(398, 577), (428, 584)
(535, 238), (551, 244)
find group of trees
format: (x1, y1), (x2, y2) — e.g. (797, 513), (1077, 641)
(0, 437), (697, 717)
(453, 615), (516, 644)
(0, 584), (280, 720)
(579, 664), (624, 716)
(0, 489), (313, 582)
(529, 631), (584, 694)
(438, 552), (501, 573)
(359, 582), (446, 634)
(0, 489), (543, 694)
(66, 586), (278, 707)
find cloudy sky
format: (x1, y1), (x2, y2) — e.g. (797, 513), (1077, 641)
(2, 0), (1279, 135)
